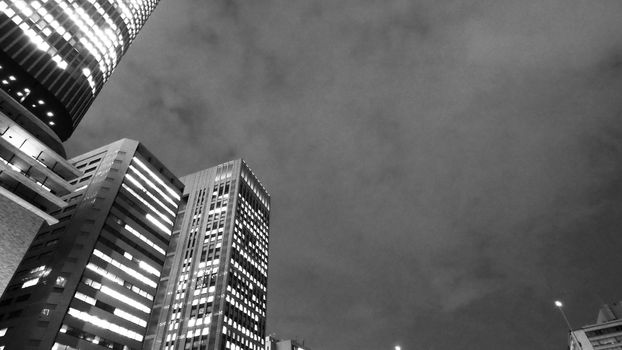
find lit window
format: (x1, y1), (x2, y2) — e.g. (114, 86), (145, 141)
(125, 174), (175, 216)
(67, 308), (143, 341)
(146, 213), (171, 235)
(55, 276), (67, 287)
(133, 158), (180, 200)
(22, 277), (39, 289)
(123, 224), (166, 255)
(100, 285), (151, 314)
(122, 183), (172, 226)
(74, 291), (96, 305)
(113, 308), (147, 327)
(92, 249), (157, 288)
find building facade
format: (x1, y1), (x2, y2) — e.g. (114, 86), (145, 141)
(145, 160), (270, 350)
(0, 94), (81, 295)
(0, 0), (161, 295)
(0, 139), (182, 350)
(570, 302), (622, 350)
(0, 0), (160, 141)
(265, 336), (310, 350)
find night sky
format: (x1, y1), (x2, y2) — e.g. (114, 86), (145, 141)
(65, 0), (622, 349)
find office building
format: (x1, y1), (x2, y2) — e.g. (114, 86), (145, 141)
(265, 335), (310, 350)
(0, 0), (161, 294)
(0, 96), (80, 294)
(569, 302), (622, 350)
(145, 160), (270, 350)
(0, 138), (183, 350)
(0, 0), (160, 141)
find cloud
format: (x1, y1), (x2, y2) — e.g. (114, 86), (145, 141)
(66, 0), (622, 348)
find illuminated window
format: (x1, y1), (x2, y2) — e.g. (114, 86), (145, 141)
(67, 308), (143, 341)
(55, 276), (66, 287)
(22, 277), (40, 289)
(124, 224), (166, 255)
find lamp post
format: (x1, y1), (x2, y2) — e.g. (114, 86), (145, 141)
(555, 300), (583, 349)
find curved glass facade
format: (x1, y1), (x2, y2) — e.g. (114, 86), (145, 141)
(0, 0), (159, 141)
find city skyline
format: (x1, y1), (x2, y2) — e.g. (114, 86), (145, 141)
(20, 0), (622, 349)
(0, 135), (272, 350)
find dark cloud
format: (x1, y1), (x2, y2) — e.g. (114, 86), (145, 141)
(66, 0), (622, 349)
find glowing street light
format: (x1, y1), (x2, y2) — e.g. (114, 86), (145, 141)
(395, 346), (401, 350)
(554, 300), (582, 349)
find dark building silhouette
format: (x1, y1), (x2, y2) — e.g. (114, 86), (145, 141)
(145, 160), (270, 350)
(0, 139), (182, 350)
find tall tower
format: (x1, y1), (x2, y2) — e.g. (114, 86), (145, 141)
(0, 0), (160, 141)
(146, 160), (270, 350)
(0, 0), (160, 295)
(0, 139), (183, 350)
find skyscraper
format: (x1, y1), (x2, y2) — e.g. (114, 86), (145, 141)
(0, 139), (183, 350)
(0, 0), (160, 295)
(0, 0), (160, 141)
(145, 160), (270, 350)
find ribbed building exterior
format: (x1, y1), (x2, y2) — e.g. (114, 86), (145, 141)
(0, 139), (182, 350)
(145, 160), (270, 350)
(0, 0), (159, 141)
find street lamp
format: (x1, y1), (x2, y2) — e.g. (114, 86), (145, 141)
(395, 346), (401, 350)
(554, 300), (582, 349)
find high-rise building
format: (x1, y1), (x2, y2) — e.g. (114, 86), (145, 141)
(0, 0), (161, 295)
(0, 96), (81, 294)
(568, 302), (622, 350)
(145, 160), (271, 350)
(0, 0), (160, 141)
(0, 139), (183, 350)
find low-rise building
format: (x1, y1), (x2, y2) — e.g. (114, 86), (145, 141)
(570, 302), (622, 350)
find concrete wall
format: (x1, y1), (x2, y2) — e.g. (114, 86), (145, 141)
(0, 193), (44, 295)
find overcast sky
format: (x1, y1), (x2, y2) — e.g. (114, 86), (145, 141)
(66, 0), (622, 349)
